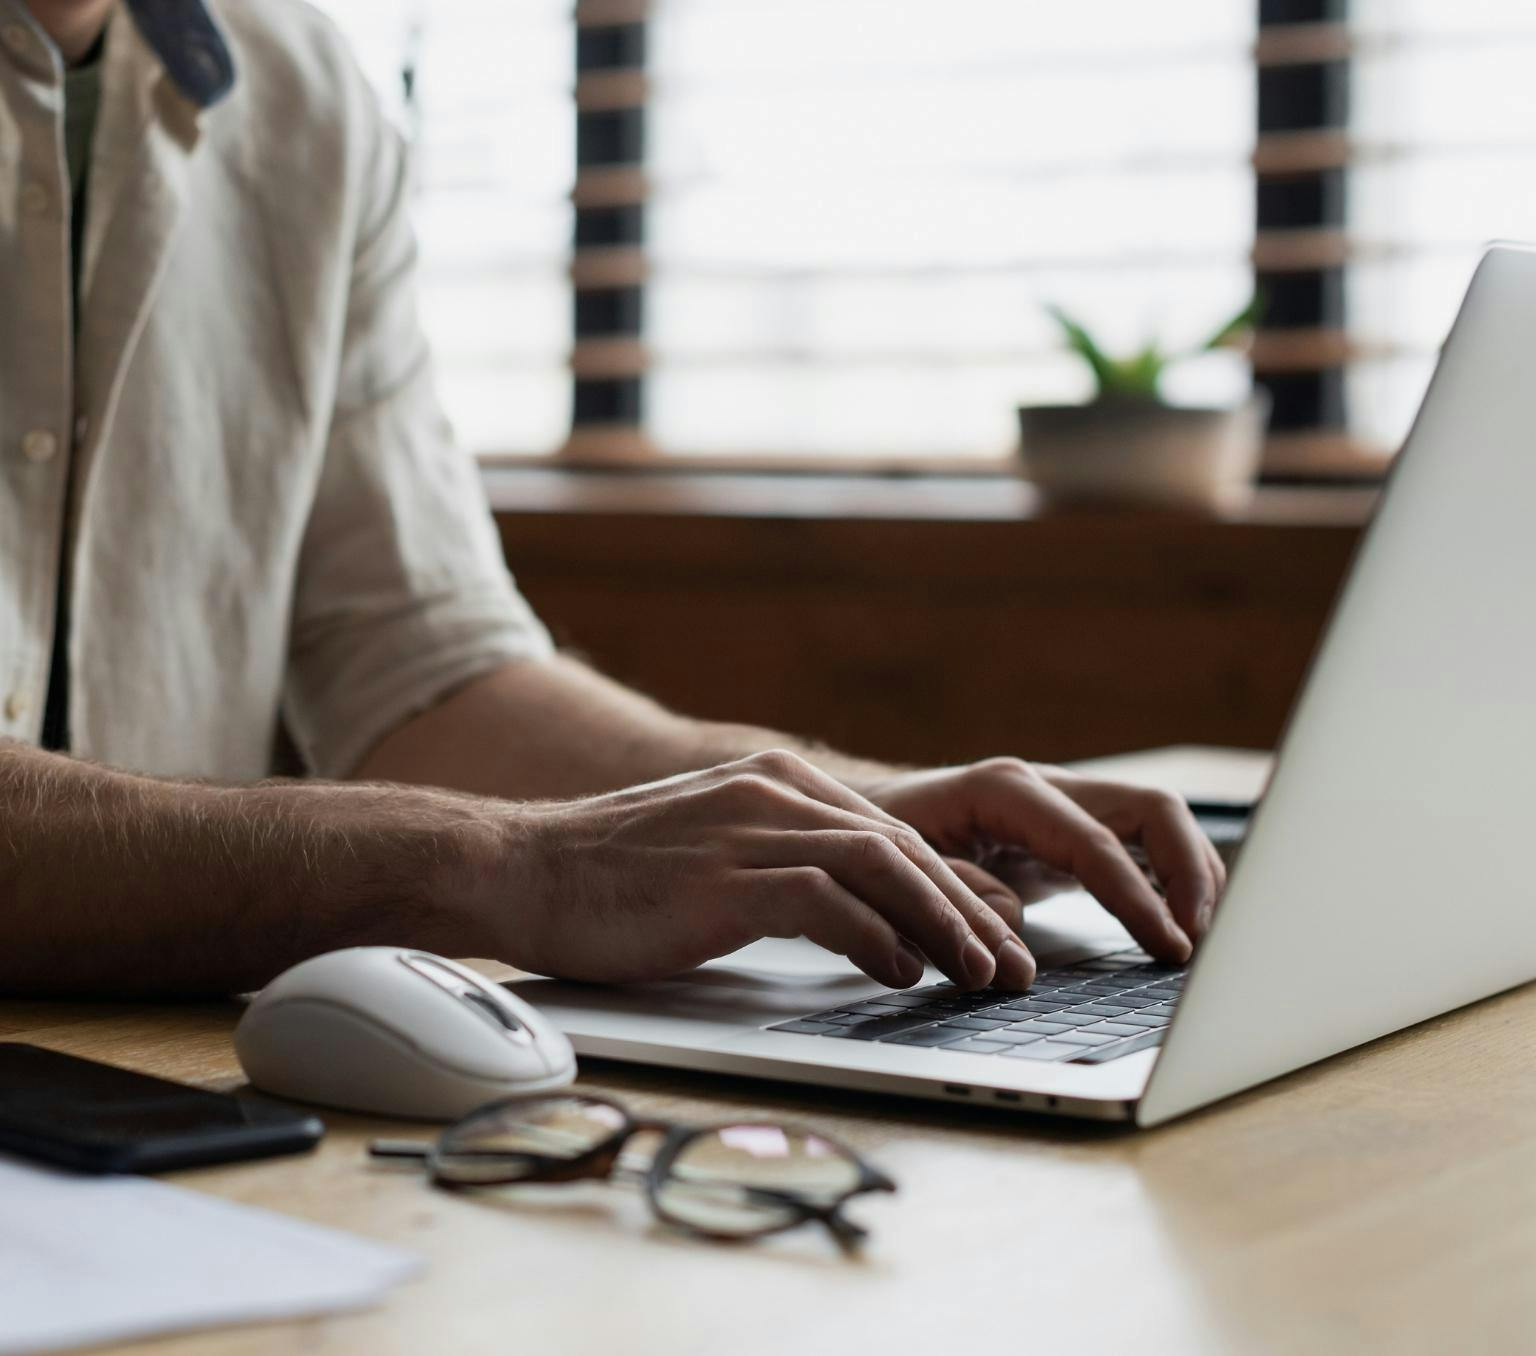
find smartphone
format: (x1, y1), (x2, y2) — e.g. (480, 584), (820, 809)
(0, 1042), (324, 1174)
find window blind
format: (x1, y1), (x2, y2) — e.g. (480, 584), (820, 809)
(575, 0), (1259, 462)
(307, 0), (573, 455)
(318, 2), (1536, 474)
(1257, 0), (1536, 477)
(1346, 1), (1536, 468)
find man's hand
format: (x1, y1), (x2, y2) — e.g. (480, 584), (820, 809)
(483, 750), (1037, 993)
(858, 759), (1227, 964)
(363, 660), (1225, 986)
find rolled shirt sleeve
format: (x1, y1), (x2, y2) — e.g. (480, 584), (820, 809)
(283, 111), (553, 779)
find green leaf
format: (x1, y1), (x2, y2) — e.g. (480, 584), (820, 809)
(1110, 342), (1166, 400)
(1200, 291), (1266, 352)
(1046, 303), (1119, 395)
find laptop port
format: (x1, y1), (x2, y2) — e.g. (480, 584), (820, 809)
(942, 1084), (971, 1097)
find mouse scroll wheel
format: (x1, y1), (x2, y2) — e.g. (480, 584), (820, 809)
(459, 989), (525, 1033)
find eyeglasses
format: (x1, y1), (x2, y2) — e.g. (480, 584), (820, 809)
(369, 1093), (895, 1252)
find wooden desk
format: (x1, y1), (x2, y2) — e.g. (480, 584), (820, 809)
(9, 748), (1534, 1355)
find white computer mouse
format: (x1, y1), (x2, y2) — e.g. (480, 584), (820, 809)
(234, 947), (577, 1121)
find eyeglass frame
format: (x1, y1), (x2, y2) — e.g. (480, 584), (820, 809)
(369, 1092), (896, 1252)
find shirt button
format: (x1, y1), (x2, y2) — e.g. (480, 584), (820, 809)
(21, 429), (57, 462)
(20, 182), (48, 217)
(3, 692), (28, 723)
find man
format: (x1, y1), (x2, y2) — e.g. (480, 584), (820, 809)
(0, 0), (1223, 998)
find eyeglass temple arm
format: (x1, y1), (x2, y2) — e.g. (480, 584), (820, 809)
(732, 1184), (884, 1254)
(369, 1139), (434, 1159)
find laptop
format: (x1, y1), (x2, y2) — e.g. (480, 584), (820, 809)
(515, 242), (1536, 1127)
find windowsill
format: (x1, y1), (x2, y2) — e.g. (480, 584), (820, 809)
(481, 464), (1378, 526)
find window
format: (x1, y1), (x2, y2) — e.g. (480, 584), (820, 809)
(310, 0), (572, 455)
(627, 0), (1258, 462)
(315, 1), (1536, 476)
(1347, 2), (1536, 458)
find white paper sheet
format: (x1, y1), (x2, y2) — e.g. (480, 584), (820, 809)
(0, 1155), (422, 1354)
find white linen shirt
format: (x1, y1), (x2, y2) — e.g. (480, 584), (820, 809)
(0, 0), (553, 779)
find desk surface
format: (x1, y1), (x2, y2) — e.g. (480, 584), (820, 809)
(8, 747), (1533, 1356)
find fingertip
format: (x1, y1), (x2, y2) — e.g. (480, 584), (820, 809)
(1167, 922), (1194, 963)
(893, 940), (926, 987)
(995, 937), (1035, 990)
(959, 935), (997, 989)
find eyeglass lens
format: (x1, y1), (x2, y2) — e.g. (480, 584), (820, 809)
(434, 1095), (629, 1184)
(653, 1123), (863, 1236)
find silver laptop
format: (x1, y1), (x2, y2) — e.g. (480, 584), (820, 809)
(515, 243), (1536, 1127)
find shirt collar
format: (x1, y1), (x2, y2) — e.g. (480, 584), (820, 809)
(123, 0), (234, 107)
(0, 0), (232, 106)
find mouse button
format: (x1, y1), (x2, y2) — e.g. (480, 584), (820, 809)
(459, 989), (524, 1033)
(399, 953), (535, 1043)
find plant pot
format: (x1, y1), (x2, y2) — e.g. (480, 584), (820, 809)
(1016, 394), (1270, 511)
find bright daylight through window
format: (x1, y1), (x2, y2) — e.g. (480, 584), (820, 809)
(313, 0), (1536, 469)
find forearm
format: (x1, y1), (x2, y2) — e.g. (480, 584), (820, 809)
(0, 741), (506, 997)
(356, 653), (899, 799)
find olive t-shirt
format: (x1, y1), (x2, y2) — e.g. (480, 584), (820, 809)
(40, 36), (103, 752)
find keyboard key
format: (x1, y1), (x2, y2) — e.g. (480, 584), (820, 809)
(987, 1029), (1046, 1045)
(843, 1001), (915, 1016)
(945, 1016), (1011, 1032)
(768, 1020), (839, 1035)
(881, 1026), (965, 1047)
(1077, 1003), (1135, 1017)
(1089, 1022), (1147, 1037)
(1039, 1012), (1103, 1027)
(823, 1015), (937, 1040)
(865, 993), (936, 1008)
(1118, 1014), (1170, 1028)
(1048, 1029), (1118, 1046)
(1010, 1020), (1071, 1035)
(1072, 1028), (1166, 1063)
(1001, 1000), (1070, 1015)
(1000, 1041), (1081, 1062)
(1145, 1005), (1178, 1017)
(1050, 990), (1097, 1003)
(943, 1039), (1011, 1055)
(1138, 988), (1183, 1001)
(817, 1013), (868, 1026)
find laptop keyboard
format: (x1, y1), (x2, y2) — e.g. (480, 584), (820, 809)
(767, 948), (1183, 1064)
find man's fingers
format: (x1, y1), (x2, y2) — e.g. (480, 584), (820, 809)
(944, 857), (1026, 935)
(743, 867), (921, 989)
(1127, 793), (1218, 939)
(1043, 774), (1223, 941)
(739, 827), (1033, 990)
(965, 769), (1194, 962)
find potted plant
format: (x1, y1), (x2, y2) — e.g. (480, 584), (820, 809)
(1017, 298), (1269, 510)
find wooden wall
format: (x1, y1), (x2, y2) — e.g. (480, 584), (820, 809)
(490, 473), (1369, 767)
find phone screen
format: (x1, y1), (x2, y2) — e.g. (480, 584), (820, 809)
(0, 1042), (323, 1173)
